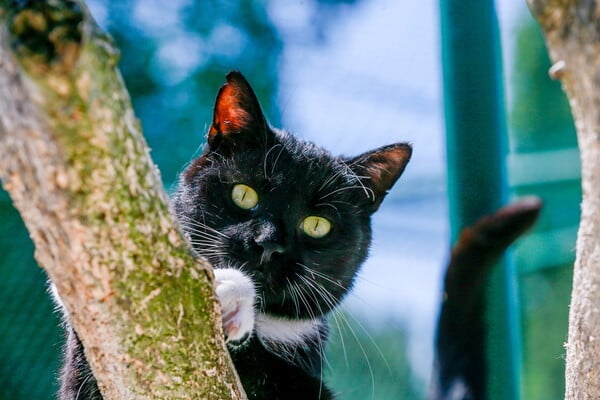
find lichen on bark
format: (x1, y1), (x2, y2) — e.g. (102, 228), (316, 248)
(0, 1), (245, 398)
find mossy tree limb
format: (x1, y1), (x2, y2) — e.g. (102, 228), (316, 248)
(0, 1), (246, 398)
(527, 1), (600, 399)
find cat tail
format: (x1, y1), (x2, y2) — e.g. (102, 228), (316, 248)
(430, 197), (542, 400)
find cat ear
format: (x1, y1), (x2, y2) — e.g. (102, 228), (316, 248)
(207, 71), (269, 152)
(347, 143), (412, 212)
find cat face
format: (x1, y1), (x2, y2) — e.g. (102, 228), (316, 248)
(174, 71), (411, 320)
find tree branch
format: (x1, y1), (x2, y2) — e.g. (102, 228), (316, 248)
(0, 1), (245, 398)
(527, 1), (600, 398)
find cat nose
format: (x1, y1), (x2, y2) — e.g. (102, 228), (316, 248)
(255, 239), (285, 264)
(253, 220), (285, 263)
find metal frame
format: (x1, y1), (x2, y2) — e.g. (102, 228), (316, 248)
(439, 0), (521, 398)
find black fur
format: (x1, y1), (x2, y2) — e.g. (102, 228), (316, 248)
(58, 329), (101, 400)
(228, 324), (333, 400)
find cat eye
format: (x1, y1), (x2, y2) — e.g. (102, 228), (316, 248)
(231, 184), (259, 210)
(300, 216), (331, 238)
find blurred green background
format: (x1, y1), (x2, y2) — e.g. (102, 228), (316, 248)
(508, 16), (578, 400)
(0, 1), (578, 399)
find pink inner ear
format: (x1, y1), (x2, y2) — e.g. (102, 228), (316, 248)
(367, 161), (396, 195)
(368, 145), (412, 193)
(209, 83), (252, 137)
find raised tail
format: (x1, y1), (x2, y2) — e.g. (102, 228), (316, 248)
(431, 197), (542, 400)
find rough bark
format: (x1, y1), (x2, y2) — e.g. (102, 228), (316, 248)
(0, 1), (245, 399)
(527, 1), (600, 399)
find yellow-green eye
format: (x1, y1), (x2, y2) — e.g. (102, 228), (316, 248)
(301, 216), (331, 238)
(231, 184), (259, 210)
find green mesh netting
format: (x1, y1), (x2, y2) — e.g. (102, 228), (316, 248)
(0, 189), (62, 400)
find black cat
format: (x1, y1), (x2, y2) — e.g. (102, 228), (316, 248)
(54, 71), (541, 400)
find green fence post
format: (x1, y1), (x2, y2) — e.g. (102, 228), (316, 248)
(439, 1), (521, 399)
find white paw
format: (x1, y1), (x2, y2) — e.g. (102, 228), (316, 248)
(214, 268), (255, 342)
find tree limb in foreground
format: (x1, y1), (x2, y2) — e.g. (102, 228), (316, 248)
(0, 1), (245, 398)
(527, 1), (600, 399)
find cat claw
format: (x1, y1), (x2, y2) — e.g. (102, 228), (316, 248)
(214, 268), (256, 343)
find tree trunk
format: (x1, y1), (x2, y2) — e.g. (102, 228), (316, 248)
(527, 1), (600, 398)
(0, 1), (246, 399)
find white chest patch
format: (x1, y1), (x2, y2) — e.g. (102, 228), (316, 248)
(255, 313), (325, 370)
(255, 313), (323, 344)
